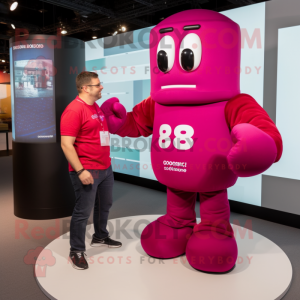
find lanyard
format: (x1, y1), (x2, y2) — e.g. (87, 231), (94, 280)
(75, 96), (105, 131)
(93, 103), (105, 132)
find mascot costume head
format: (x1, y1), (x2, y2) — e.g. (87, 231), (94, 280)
(150, 9), (241, 105)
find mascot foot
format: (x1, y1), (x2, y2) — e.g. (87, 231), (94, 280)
(186, 231), (238, 273)
(141, 220), (193, 258)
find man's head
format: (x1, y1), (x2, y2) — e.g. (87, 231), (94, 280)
(76, 71), (103, 100)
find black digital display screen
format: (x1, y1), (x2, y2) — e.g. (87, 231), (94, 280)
(11, 39), (56, 143)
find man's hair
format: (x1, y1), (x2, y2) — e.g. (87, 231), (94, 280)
(76, 71), (99, 93)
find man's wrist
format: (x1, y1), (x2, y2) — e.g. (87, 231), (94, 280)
(76, 168), (85, 176)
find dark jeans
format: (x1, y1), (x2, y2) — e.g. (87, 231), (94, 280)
(69, 165), (114, 252)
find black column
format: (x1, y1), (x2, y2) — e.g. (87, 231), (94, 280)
(11, 35), (85, 219)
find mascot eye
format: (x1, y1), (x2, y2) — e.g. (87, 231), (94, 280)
(157, 35), (175, 73)
(179, 33), (202, 72)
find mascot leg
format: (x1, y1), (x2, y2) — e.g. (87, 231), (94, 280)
(141, 187), (196, 258)
(186, 189), (237, 273)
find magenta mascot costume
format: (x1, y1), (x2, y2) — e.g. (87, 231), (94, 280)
(100, 9), (283, 273)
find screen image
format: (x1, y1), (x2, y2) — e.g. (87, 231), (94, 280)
(11, 39), (56, 143)
(14, 59), (53, 98)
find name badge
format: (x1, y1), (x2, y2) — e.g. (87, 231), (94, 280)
(100, 131), (110, 146)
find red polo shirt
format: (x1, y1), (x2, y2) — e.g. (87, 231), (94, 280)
(60, 96), (111, 171)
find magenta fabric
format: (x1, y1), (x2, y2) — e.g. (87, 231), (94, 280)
(100, 9), (283, 273)
(100, 97), (127, 134)
(193, 190), (233, 237)
(116, 94), (283, 165)
(158, 188), (197, 228)
(141, 220), (193, 259)
(227, 123), (277, 177)
(141, 188), (196, 258)
(151, 101), (238, 192)
(149, 9), (241, 105)
(186, 231), (237, 273)
(186, 189), (237, 272)
(146, 9), (242, 272)
(116, 96), (155, 138)
(225, 94), (283, 162)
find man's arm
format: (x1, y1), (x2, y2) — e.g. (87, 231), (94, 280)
(61, 136), (94, 185)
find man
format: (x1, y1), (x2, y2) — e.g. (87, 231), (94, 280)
(60, 71), (122, 270)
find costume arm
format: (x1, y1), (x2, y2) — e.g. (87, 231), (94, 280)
(225, 93), (283, 162)
(116, 96), (155, 138)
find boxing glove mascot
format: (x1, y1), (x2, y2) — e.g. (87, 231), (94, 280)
(100, 9), (283, 273)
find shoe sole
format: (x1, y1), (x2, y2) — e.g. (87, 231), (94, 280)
(69, 258), (89, 270)
(90, 242), (122, 248)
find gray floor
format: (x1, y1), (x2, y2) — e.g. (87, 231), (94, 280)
(0, 155), (299, 300)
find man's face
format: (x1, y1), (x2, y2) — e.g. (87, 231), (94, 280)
(86, 78), (103, 100)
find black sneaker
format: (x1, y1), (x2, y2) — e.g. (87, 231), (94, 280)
(69, 251), (89, 270)
(90, 235), (122, 248)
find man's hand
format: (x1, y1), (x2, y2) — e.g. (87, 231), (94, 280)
(100, 97), (127, 134)
(61, 136), (90, 181)
(78, 170), (94, 185)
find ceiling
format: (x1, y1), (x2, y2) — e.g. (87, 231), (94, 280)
(0, 0), (269, 71)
